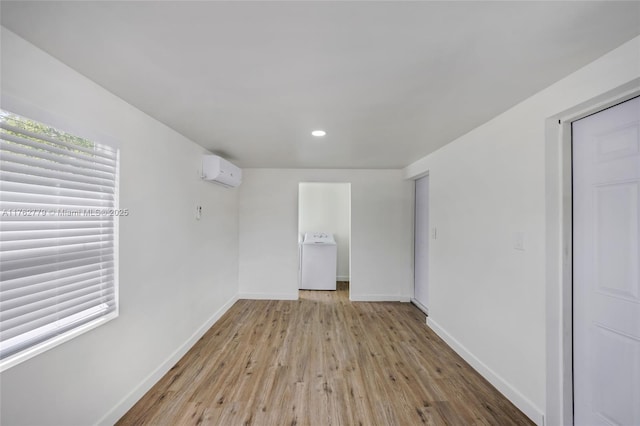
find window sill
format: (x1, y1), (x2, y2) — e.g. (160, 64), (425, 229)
(0, 310), (118, 373)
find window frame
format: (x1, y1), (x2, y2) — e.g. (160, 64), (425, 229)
(0, 109), (120, 372)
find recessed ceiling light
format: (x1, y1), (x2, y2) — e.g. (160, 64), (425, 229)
(311, 130), (326, 137)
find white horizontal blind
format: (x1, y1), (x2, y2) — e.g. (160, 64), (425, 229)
(0, 110), (118, 362)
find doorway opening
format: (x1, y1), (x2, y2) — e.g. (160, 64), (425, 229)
(545, 83), (640, 426)
(297, 182), (351, 299)
(413, 174), (429, 314)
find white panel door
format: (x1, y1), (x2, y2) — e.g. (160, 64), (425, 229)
(573, 96), (640, 426)
(414, 175), (429, 311)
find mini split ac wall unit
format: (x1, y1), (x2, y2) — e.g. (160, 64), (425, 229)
(202, 155), (242, 188)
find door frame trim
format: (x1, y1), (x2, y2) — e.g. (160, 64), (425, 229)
(544, 79), (640, 426)
(412, 172), (430, 315)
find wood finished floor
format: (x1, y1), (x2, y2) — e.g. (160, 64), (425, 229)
(117, 283), (533, 425)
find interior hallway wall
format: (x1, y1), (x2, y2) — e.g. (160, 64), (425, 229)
(404, 36), (640, 425)
(0, 28), (240, 426)
(239, 169), (413, 301)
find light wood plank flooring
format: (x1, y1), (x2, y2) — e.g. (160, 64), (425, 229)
(118, 283), (533, 425)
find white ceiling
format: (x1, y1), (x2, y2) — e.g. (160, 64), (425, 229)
(1, 1), (639, 168)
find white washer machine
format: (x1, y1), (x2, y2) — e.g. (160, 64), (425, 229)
(300, 232), (337, 290)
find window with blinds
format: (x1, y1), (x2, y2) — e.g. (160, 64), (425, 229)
(0, 110), (119, 370)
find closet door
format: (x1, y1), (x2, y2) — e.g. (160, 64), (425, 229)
(573, 96), (640, 426)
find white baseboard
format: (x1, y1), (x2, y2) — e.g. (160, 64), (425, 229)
(350, 294), (411, 302)
(238, 292), (298, 300)
(96, 294), (239, 426)
(426, 318), (545, 426)
(410, 298), (429, 315)
(337, 276), (350, 282)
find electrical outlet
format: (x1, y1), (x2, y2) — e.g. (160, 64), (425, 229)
(195, 205), (202, 220)
(431, 227), (437, 239)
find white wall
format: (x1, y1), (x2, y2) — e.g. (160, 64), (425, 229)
(4, 20), (638, 426)
(0, 28), (240, 426)
(239, 169), (413, 301)
(404, 36), (640, 425)
(299, 183), (351, 281)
